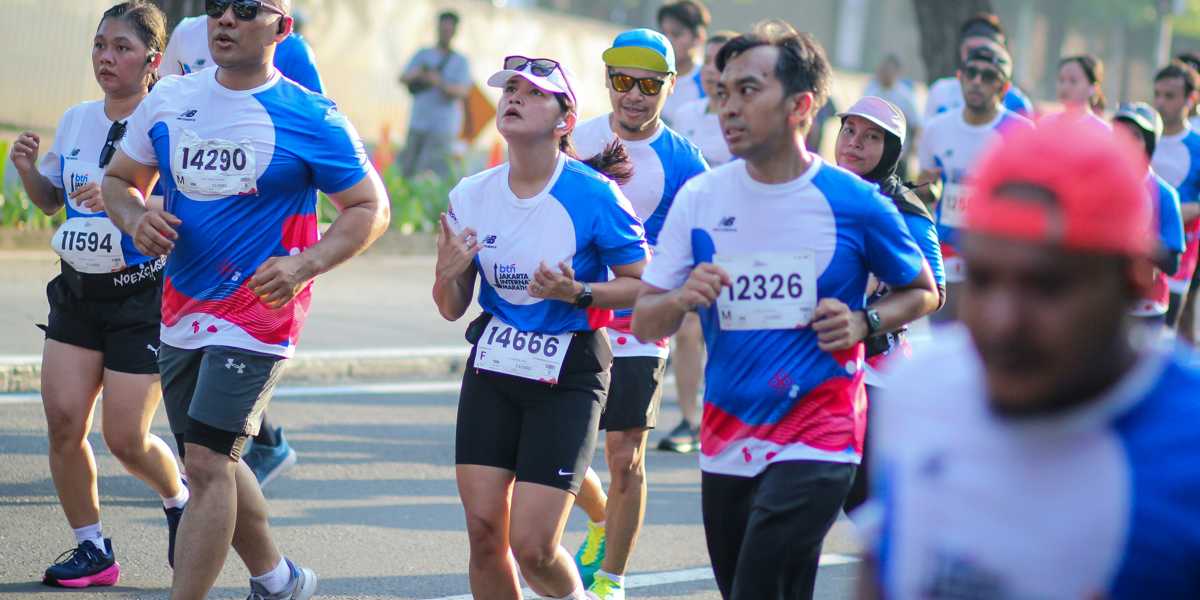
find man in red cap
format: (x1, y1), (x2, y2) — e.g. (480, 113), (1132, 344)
(856, 119), (1200, 599)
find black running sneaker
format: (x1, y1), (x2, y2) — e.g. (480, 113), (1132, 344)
(42, 539), (120, 588)
(657, 419), (700, 453)
(165, 504), (184, 568)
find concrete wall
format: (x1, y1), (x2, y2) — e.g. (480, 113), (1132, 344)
(0, 0), (623, 145)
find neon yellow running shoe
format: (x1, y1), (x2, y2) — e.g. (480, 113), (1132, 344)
(573, 521), (607, 588)
(587, 571), (625, 600)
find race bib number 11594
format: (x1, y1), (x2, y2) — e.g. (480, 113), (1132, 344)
(715, 251), (817, 330)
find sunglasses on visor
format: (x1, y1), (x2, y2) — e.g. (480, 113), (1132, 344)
(205, 0), (285, 21)
(504, 56), (562, 78)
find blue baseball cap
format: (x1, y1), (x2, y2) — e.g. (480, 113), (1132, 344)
(602, 29), (676, 74)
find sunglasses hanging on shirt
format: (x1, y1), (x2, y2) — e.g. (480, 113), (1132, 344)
(98, 120), (127, 169)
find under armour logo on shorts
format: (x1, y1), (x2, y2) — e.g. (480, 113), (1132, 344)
(225, 358), (246, 374)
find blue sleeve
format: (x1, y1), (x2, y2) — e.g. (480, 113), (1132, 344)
(865, 195), (926, 287)
(902, 212), (944, 287)
(1180, 138), (1200, 204)
(1159, 181), (1186, 254)
(1003, 86), (1034, 118)
(596, 182), (649, 267)
(274, 34), (325, 94)
(306, 102), (371, 194)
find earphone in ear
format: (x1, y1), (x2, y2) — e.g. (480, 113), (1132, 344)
(556, 120), (567, 129)
(278, 19), (285, 35)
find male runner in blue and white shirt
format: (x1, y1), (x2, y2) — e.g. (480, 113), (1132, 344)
(569, 28), (708, 599)
(859, 116), (1200, 600)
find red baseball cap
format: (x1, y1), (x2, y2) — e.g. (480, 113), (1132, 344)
(966, 119), (1152, 257)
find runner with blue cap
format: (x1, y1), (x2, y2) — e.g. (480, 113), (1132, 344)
(569, 27), (709, 600)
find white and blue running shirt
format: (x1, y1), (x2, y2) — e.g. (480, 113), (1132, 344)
(39, 101), (157, 274)
(642, 157), (926, 477)
(918, 108), (1033, 281)
(572, 115), (709, 358)
(672, 98), (733, 166)
(862, 325), (1200, 599)
(663, 63), (705, 126)
(446, 153), (648, 335)
(120, 67), (371, 357)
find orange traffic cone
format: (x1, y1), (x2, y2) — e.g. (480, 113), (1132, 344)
(373, 123), (394, 171)
(487, 138), (505, 168)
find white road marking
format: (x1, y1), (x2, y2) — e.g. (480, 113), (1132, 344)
(0, 380), (467, 405)
(427, 555), (860, 600)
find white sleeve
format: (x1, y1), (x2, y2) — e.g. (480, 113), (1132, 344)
(119, 89), (160, 166)
(641, 178), (697, 290)
(37, 110), (71, 188)
(445, 181), (468, 235)
(158, 25), (185, 77)
(917, 123), (935, 172)
(923, 79), (951, 123)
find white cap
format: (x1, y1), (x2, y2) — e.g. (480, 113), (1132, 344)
(487, 58), (579, 110)
(838, 96), (907, 145)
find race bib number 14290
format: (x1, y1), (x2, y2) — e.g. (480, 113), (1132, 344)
(172, 130), (257, 197)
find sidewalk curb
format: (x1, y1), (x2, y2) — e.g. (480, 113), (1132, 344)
(0, 347), (470, 393)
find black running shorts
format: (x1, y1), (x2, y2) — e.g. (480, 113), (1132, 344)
(600, 356), (666, 431)
(455, 316), (611, 493)
(40, 274), (161, 375)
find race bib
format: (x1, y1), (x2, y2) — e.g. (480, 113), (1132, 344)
(715, 251), (817, 330)
(52, 217), (126, 273)
(940, 182), (970, 228)
(475, 319), (572, 383)
(171, 130), (257, 197)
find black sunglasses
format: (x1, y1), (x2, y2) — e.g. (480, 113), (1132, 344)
(609, 72), (667, 96)
(504, 55), (561, 78)
(205, 0), (284, 21)
(98, 121), (127, 169)
(962, 65), (1004, 85)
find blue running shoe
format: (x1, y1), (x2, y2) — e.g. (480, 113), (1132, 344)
(243, 427), (297, 488)
(43, 539), (120, 588)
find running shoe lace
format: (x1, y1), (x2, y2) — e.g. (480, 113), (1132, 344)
(581, 522), (605, 564)
(51, 543), (99, 568)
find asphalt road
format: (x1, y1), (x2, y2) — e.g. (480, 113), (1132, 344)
(0, 252), (473, 357)
(0, 383), (863, 599)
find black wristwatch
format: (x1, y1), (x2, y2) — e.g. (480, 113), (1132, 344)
(573, 282), (594, 308)
(863, 307), (883, 335)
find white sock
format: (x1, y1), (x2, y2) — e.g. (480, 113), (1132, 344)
(162, 483), (190, 509)
(250, 557), (292, 594)
(552, 588), (587, 600)
(72, 522), (106, 554)
(596, 570), (625, 586)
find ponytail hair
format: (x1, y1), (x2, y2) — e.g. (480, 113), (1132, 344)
(554, 94), (635, 185)
(100, 1), (167, 92)
(1060, 54), (1105, 113)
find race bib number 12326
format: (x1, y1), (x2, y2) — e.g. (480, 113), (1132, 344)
(715, 251), (817, 330)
